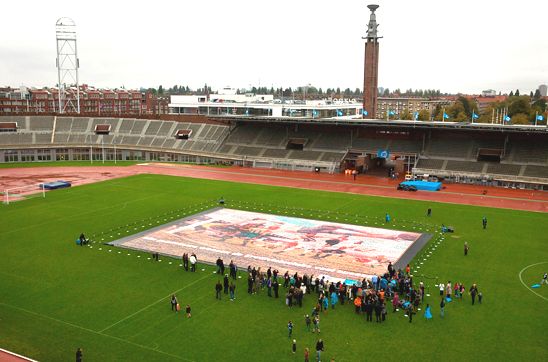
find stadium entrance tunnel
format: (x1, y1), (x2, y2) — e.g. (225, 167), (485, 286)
(343, 151), (411, 178)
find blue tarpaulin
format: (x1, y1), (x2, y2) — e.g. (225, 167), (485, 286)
(41, 180), (72, 190)
(400, 180), (442, 191)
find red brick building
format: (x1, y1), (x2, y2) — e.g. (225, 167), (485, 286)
(0, 85), (169, 116)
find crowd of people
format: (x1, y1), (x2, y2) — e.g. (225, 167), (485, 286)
(142, 208), (498, 361)
(163, 244), (486, 362)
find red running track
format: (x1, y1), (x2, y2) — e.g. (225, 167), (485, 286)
(0, 349), (35, 362)
(0, 163), (546, 212)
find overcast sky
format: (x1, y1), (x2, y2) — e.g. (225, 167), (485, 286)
(1, 0), (547, 94)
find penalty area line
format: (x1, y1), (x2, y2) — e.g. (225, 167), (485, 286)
(518, 261), (548, 302)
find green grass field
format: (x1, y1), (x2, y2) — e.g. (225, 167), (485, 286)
(0, 174), (546, 361)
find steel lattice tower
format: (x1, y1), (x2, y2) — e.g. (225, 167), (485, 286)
(56, 17), (80, 114)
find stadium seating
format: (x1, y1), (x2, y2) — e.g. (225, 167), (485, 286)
(71, 117), (91, 132)
(485, 163), (522, 176)
(426, 137), (473, 158)
(522, 165), (548, 178)
(29, 116), (54, 131)
(34, 133), (52, 144)
(416, 158), (445, 170)
(262, 148), (291, 158)
(445, 160), (486, 173)
(351, 137), (389, 151)
(508, 140), (548, 164)
(254, 126), (287, 147)
(388, 139), (422, 153)
(1, 116), (546, 186)
(320, 152), (345, 162)
(234, 146), (264, 157)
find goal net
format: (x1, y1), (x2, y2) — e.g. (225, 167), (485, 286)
(2, 183), (46, 205)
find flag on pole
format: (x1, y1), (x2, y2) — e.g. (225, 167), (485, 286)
(472, 112), (479, 120)
(536, 115), (545, 121)
(337, 110), (343, 116)
(362, 109), (368, 116)
(313, 110), (318, 117)
(443, 112), (450, 120)
(245, 109), (249, 116)
(413, 112), (419, 121)
(504, 115), (511, 122)
(388, 110), (396, 116)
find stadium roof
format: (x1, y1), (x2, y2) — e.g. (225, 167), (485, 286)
(210, 116), (548, 133)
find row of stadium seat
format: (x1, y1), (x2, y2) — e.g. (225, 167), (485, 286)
(415, 158), (548, 178)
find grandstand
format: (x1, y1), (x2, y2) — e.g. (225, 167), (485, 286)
(0, 115), (547, 189)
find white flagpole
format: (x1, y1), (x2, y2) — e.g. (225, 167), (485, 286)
(535, 111), (538, 126)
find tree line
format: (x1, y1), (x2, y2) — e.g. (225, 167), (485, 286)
(145, 85), (447, 100)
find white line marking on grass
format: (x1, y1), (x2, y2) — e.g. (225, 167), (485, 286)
(0, 301), (191, 361)
(518, 262), (548, 302)
(99, 274), (210, 333)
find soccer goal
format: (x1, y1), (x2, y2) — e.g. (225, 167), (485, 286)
(2, 183), (46, 205)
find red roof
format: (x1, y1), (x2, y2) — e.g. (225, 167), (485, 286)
(475, 96), (507, 104)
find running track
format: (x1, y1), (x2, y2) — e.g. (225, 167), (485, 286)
(0, 164), (546, 212)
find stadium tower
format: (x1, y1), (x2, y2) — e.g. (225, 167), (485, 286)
(362, 4), (381, 119)
(55, 17), (80, 114)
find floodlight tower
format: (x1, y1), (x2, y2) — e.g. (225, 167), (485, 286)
(55, 17), (80, 113)
(362, 4), (381, 119)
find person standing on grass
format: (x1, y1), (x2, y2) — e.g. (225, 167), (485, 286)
(170, 295), (178, 312)
(215, 280), (222, 300)
(229, 282), (236, 301)
(304, 347), (310, 362)
(424, 304), (432, 321)
(76, 348), (83, 362)
(185, 304), (191, 318)
(541, 272), (548, 285)
(182, 253), (189, 271)
(439, 283), (444, 296)
(469, 284), (479, 305)
(305, 314), (311, 332)
(288, 320), (294, 338)
(190, 253), (197, 272)
(464, 242), (469, 256)
(292, 339), (297, 354)
(392, 292), (399, 312)
(273, 277), (280, 298)
(446, 281), (452, 300)
(315, 339), (324, 362)
(267, 277), (273, 297)
(406, 304), (414, 323)
(427, 208), (432, 217)
(440, 297), (445, 318)
(229, 260), (236, 280)
(374, 301), (382, 323)
(313, 315), (320, 333)
(223, 274), (229, 294)
(482, 216), (487, 229)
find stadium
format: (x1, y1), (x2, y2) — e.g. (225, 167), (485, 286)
(0, 112), (547, 362)
(1, 3), (548, 362)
